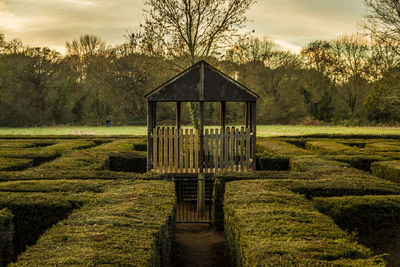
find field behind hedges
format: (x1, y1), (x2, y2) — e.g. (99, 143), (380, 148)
(1, 125), (399, 137)
(1, 133), (400, 266)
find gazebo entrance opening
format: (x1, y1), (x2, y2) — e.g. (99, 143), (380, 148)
(145, 61), (258, 222)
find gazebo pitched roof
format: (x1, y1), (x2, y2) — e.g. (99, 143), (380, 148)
(144, 60), (259, 102)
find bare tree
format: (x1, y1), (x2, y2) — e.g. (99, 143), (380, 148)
(301, 40), (335, 74)
(133, 0), (255, 128)
(17, 47), (61, 124)
(134, 0), (256, 66)
(369, 37), (400, 78)
(227, 36), (301, 69)
(362, 0), (400, 55)
(66, 34), (106, 59)
(330, 35), (371, 115)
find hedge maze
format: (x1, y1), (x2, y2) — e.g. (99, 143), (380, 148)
(217, 135), (400, 266)
(0, 136), (175, 266)
(1, 135), (400, 266)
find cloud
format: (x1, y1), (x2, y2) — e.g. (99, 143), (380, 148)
(274, 40), (302, 54)
(246, 0), (364, 51)
(0, 0), (144, 50)
(0, 0), (364, 54)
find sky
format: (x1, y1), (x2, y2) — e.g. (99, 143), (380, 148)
(0, 0), (365, 54)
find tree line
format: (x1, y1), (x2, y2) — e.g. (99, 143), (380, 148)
(0, 0), (399, 127)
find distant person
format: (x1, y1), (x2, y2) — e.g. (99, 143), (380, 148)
(106, 118), (111, 127)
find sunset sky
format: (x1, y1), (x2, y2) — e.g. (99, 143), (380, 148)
(0, 0), (365, 54)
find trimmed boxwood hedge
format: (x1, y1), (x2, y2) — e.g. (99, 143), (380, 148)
(13, 180), (176, 267)
(313, 195), (400, 235)
(282, 174), (400, 198)
(323, 154), (387, 172)
(0, 179), (115, 193)
(0, 140), (54, 149)
(0, 158), (32, 171)
(365, 142), (400, 152)
(289, 156), (355, 173)
(0, 169), (165, 182)
(257, 139), (312, 157)
(305, 141), (359, 155)
(224, 180), (384, 266)
(313, 195), (400, 266)
(0, 193), (81, 260)
(0, 208), (13, 267)
(108, 151), (147, 173)
(371, 161), (400, 183)
(256, 154), (289, 171)
(0, 140), (96, 159)
(33, 139), (144, 172)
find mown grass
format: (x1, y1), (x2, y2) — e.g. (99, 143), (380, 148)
(1, 125), (400, 136)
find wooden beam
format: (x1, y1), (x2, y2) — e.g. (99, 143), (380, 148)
(245, 101), (250, 129)
(147, 101), (153, 172)
(176, 101), (181, 129)
(251, 101), (257, 171)
(220, 101), (226, 131)
(199, 102), (204, 174)
(221, 101), (226, 164)
(152, 102), (157, 128)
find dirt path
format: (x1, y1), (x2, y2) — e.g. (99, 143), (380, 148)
(173, 224), (230, 267)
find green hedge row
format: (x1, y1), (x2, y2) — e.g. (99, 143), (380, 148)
(0, 140), (54, 149)
(282, 172), (400, 198)
(371, 161), (400, 183)
(213, 172), (400, 227)
(224, 180), (384, 266)
(0, 169), (164, 182)
(305, 141), (359, 155)
(0, 158), (32, 171)
(13, 180), (176, 266)
(0, 192), (82, 260)
(33, 139), (145, 172)
(0, 140), (99, 171)
(376, 152), (400, 160)
(313, 195), (400, 266)
(289, 156), (355, 173)
(256, 154), (289, 171)
(257, 139), (312, 157)
(365, 142), (400, 152)
(0, 140), (97, 159)
(0, 208), (13, 267)
(109, 151), (147, 172)
(0, 179), (116, 193)
(323, 154), (387, 172)
(313, 195), (400, 235)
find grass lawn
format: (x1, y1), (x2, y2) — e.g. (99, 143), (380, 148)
(0, 125), (399, 136)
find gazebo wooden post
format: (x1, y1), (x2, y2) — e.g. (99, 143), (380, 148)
(176, 101), (181, 129)
(147, 100), (154, 172)
(245, 101), (250, 129)
(221, 101), (226, 130)
(220, 101), (226, 163)
(152, 102), (157, 128)
(250, 101), (257, 170)
(198, 101), (205, 216)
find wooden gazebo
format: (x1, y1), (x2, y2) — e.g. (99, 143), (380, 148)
(145, 61), (258, 176)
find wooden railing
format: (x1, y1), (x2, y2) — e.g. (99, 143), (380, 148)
(152, 127), (254, 174)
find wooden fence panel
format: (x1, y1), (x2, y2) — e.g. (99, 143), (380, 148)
(152, 127), (254, 174)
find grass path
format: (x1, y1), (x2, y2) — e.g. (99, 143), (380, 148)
(0, 125), (399, 136)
